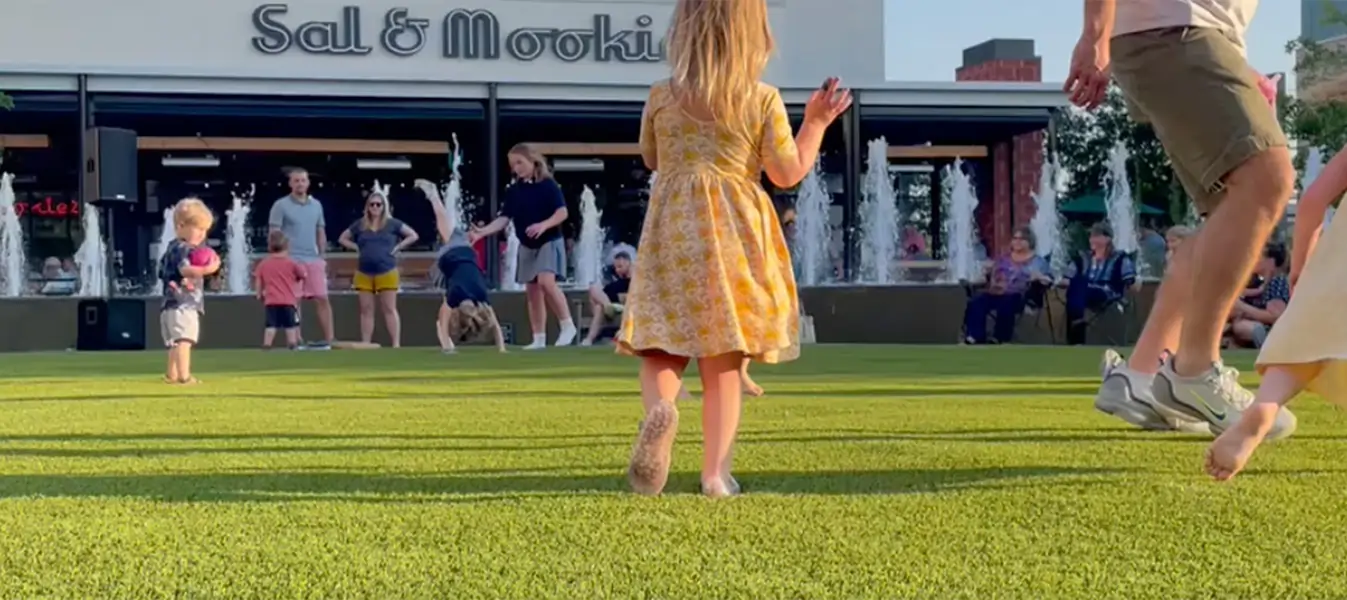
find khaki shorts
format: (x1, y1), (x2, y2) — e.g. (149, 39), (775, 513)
(1111, 27), (1286, 214)
(161, 307), (200, 347)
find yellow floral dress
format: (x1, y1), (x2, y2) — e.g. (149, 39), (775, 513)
(616, 80), (800, 363)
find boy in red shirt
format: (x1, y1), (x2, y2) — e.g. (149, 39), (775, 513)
(253, 230), (306, 349)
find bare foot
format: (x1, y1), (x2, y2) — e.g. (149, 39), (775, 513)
(741, 375), (764, 397)
(627, 403), (679, 495)
(1205, 408), (1275, 481)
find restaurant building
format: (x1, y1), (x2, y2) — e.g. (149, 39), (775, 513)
(0, 0), (1066, 289)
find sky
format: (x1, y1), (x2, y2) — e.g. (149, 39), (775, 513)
(884, 0), (1300, 83)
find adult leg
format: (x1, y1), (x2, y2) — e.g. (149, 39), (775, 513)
(698, 352), (744, 497)
(991, 293), (1025, 343)
(583, 303), (606, 346)
(378, 290), (400, 347)
(1173, 149), (1291, 376)
(963, 293), (992, 344)
(357, 291), (375, 344)
(1125, 236), (1195, 373)
(629, 351), (689, 495)
(1065, 282), (1089, 345)
(1228, 319), (1262, 348)
(306, 261), (335, 344)
(1111, 28), (1294, 433)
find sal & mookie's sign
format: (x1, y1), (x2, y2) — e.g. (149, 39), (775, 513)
(250, 4), (666, 63)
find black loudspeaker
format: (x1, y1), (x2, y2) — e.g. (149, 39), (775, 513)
(83, 127), (139, 205)
(76, 298), (147, 351)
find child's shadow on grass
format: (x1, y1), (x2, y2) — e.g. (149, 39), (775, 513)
(0, 466), (1126, 503)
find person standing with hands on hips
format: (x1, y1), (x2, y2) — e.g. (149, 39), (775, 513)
(470, 143), (577, 349)
(269, 167), (334, 350)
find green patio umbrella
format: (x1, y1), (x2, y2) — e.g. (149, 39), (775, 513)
(1059, 192), (1165, 215)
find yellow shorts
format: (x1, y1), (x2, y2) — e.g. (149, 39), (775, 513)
(353, 270), (400, 293)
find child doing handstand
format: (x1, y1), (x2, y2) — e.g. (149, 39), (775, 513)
(414, 179), (506, 353)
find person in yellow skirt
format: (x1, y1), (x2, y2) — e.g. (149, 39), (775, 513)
(1204, 146), (1347, 481)
(615, 0), (852, 497)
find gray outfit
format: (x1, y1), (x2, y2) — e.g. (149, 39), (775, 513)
(516, 237), (566, 284)
(269, 195), (326, 263)
(347, 218), (406, 275)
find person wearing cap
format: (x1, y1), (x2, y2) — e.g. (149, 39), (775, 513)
(1062, 222), (1137, 345)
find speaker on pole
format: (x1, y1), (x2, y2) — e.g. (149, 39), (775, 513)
(83, 127), (138, 206)
(81, 126), (138, 299)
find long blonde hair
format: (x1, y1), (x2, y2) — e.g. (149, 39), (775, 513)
(666, 0), (775, 120)
(448, 300), (493, 341)
(361, 192), (389, 232)
(508, 143), (552, 181)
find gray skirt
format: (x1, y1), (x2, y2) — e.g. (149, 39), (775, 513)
(516, 237), (566, 284)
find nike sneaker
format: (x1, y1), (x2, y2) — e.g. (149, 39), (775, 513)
(1152, 360), (1297, 440)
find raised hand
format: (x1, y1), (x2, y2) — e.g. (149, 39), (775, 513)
(803, 77), (852, 127)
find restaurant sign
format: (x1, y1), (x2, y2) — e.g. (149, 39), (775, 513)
(250, 4), (665, 63)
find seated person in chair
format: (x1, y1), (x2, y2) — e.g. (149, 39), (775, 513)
(1064, 222), (1137, 345)
(1226, 243), (1289, 349)
(580, 250), (632, 346)
(963, 227), (1051, 344)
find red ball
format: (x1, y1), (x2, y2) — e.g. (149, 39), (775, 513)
(189, 247), (217, 267)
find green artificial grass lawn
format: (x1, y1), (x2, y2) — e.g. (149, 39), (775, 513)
(1, 345), (1346, 599)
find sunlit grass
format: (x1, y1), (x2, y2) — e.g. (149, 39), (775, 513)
(0, 345), (1344, 598)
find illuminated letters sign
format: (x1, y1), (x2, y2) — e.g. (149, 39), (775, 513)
(250, 4), (665, 62)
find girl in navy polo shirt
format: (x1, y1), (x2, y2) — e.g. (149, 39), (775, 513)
(470, 144), (577, 350)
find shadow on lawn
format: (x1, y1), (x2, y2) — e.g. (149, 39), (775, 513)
(0, 427), (1195, 458)
(0, 465), (1124, 503)
(6, 384), (1110, 404)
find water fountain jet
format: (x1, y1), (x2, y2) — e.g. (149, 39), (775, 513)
(941, 159), (979, 283)
(225, 185), (255, 295)
(0, 173), (26, 297)
(573, 185), (604, 288)
(859, 138), (899, 283)
(795, 160), (833, 286)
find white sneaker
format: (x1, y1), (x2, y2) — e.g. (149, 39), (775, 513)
(1098, 350), (1210, 434)
(554, 323), (578, 347)
(522, 339), (546, 351)
(1101, 349), (1125, 379)
(1153, 360), (1297, 439)
(579, 339), (594, 347)
(1095, 365), (1172, 431)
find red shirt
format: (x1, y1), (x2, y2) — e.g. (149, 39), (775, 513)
(255, 255), (305, 307)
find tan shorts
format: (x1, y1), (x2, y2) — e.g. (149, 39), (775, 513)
(1111, 27), (1286, 213)
(161, 307), (200, 347)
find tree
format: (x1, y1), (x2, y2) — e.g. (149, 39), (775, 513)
(0, 93), (10, 110)
(1285, 3), (1347, 162)
(1053, 85), (1182, 222)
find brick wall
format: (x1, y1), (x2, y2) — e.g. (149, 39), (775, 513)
(955, 59), (1044, 254)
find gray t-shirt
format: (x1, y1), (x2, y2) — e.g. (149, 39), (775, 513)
(269, 195), (326, 263)
(347, 218), (406, 275)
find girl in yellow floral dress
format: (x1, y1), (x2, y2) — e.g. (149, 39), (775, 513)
(616, 0), (852, 497)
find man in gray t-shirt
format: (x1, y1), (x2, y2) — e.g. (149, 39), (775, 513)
(268, 168), (334, 347)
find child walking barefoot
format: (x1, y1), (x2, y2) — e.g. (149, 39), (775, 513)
(1206, 145), (1347, 481)
(617, 0), (851, 497)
